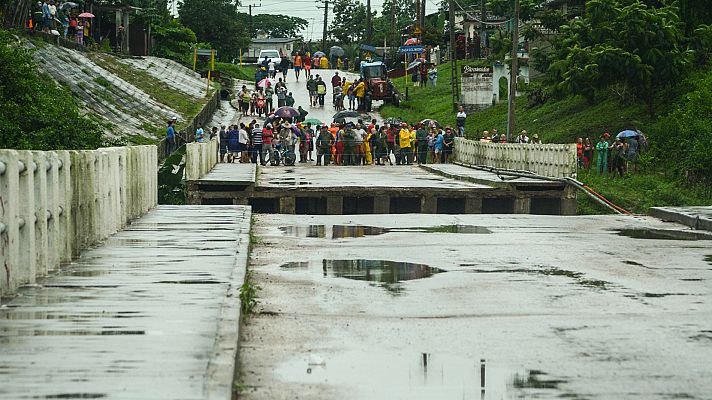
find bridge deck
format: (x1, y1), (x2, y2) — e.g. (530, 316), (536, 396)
(0, 205), (251, 400)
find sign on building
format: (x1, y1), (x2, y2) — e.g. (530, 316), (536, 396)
(461, 65), (494, 110)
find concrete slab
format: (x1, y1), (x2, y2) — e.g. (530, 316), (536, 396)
(197, 163), (257, 185)
(239, 213), (712, 400)
(257, 164), (492, 190)
(0, 205), (251, 400)
(422, 163), (558, 187)
(650, 206), (712, 232)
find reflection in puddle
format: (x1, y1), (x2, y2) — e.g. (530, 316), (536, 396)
(279, 224), (491, 239)
(276, 352), (565, 399)
(618, 228), (712, 241)
(281, 259), (445, 294)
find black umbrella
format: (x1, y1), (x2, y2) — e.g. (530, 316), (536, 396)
(333, 110), (360, 119)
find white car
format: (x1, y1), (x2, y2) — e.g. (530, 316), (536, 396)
(258, 49), (282, 66)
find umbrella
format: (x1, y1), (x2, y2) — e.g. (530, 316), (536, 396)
(304, 118), (322, 125)
(275, 106), (299, 119)
(333, 110), (359, 119)
(407, 58), (426, 71)
(383, 117), (401, 125)
(420, 119), (441, 128)
(78, 12), (95, 18)
(617, 130), (638, 138)
(257, 78), (271, 88)
(330, 46), (345, 57)
(313, 51), (326, 58)
(404, 37), (420, 45)
(60, 2), (78, 10)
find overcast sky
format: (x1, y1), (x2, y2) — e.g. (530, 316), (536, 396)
(251, 0), (440, 41)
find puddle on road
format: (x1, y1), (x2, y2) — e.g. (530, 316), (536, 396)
(43, 394), (107, 399)
(281, 259), (445, 294)
(275, 352), (566, 399)
(279, 224), (491, 239)
(617, 228), (712, 241)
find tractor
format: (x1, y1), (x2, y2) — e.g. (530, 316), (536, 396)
(360, 61), (400, 109)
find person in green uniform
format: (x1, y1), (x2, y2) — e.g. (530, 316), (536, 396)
(342, 126), (355, 166)
(595, 134), (610, 175)
(316, 126), (334, 165)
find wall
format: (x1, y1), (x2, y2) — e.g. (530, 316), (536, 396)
(157, 89), (220, 162)
(185, 139), (218, 181)
(0, 146), (157, 297)
(454, 138), (577, 178)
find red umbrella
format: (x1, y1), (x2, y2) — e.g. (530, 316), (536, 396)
(78, 12), (95, 18)
(404, 37), (420, 45)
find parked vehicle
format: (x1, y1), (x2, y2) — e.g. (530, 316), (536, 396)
(360, 61), (400, 107)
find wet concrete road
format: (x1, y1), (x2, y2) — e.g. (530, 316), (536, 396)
(240, 214), (712, 400)
(0, 206), (251, 400)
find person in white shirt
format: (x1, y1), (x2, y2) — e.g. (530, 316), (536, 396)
(456, 105), (467, 137)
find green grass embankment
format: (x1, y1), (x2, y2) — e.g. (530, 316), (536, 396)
(381, 61), (712, 214)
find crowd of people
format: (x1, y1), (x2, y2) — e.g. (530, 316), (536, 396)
(37, 0), (91, 45)
(208, 119), (459, 167)
(579, 132), (647, 177)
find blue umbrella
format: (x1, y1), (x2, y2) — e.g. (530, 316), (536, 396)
(617, 130), (638, 139)
(313, 51), (326, 58)
(274, 106), (299, 119)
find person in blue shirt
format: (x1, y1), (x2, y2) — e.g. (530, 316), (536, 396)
(195, 124), (204, 143)
(166, 118), (176, 154)
(433, 129), (444, 164)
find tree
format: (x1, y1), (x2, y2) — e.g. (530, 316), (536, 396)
(252, 14), (308, 38)
(329, 0), (370, 44)
(179, 0), (250, 60)
(152, 19), (197, 63)
(546, 0), (690, 115)
(0, 29), (102, 150)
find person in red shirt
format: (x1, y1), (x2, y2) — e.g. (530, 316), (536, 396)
(576, 137), (584, 168)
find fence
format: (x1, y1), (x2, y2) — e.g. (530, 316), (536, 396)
(185, 139), (219, 181)
(0, 146), (157, 297)
(157, 90), (221, 162)
(454, 138), (577, 178)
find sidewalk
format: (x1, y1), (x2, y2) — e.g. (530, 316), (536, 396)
(0, 205), (251, 400)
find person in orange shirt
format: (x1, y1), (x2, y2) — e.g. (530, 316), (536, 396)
(293, 54), (302, 81)
(329, 124), (339, 164)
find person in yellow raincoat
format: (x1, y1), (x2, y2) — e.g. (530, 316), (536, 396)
(320, 55), (329, 69)
(364, 129), (373, 165)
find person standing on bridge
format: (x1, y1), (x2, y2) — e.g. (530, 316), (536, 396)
(354, 79), (366, 111)
(316, 126), (334, 166)
(262, 124), (275, 166)
(416, 123), (429, 164)
(250, 123), (264, 164)
(398, 123), (412, 165)
(166, 118), (177, 155)
(195, 124), (205, 143)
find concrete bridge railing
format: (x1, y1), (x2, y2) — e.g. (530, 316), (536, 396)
(454, 138), (577, 178)
(185, 138), (218, 181)
(0, 146), (158, 297)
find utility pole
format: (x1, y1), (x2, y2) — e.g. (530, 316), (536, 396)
(415, 0), (420, 32)
(421, 0), (426, 31)
(366, 0), (372, 44)
(242, 3), (261, 39)
(448, 0), (458, 111)
(479, 0), (485, 58)
(507, 0), (520, 142)
(391, 1), (397, 63)
(322, 0), (329, 51)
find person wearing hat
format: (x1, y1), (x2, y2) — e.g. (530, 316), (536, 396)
(531, 133), (541, 144)
(595, 134), (610, 175)
(316, 126), (334, 165)
(516, 130), (529, 144)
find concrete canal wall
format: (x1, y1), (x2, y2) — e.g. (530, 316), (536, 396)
(454, 138), (577, 178)
(0, 146), (157, 297)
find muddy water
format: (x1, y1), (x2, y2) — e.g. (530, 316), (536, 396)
(279, 224), (491, 239)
